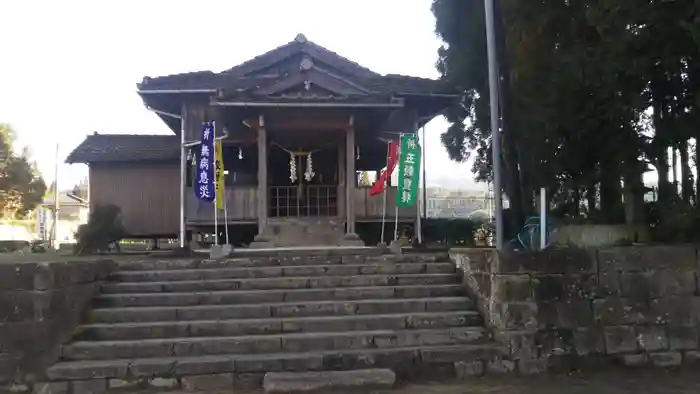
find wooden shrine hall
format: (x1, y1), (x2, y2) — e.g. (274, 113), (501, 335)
(66, 34), (457, 247)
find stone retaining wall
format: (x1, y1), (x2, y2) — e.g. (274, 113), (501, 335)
(0, 259), (115, 385)
(450, 246), (700, 374)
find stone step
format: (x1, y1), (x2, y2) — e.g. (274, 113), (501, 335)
(61, 327), (489, 361)
(115, 253), (449, 271)
(95, 284), (465, 307)
(263, 369), (396, 393)
(46, 344), (505, 382)
(76, 311), (484, 341)
(102, 273), (460, 293)
(88, 297), (475, 323)
(109, 262), (456, 283)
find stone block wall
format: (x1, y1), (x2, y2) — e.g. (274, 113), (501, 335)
(450, 246), (700, 374)
(0, 259), (115, 385)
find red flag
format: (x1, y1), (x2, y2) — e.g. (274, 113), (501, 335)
(369, 141), (399, 196)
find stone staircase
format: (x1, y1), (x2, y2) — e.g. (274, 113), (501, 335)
(252, 218), (360, 248)
(42, 250), (503, 393)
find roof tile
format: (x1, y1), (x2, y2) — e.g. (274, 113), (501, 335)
(66, 134), (179, 164)
(137, 35), (455, 96)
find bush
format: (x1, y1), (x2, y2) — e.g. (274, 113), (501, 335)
(0, 240), (29, 253)
(30, 240), (48, 253)
(74, 204), (126, 255)
(355, 218), (486, 247)
(422, 218), (487, 246)
(646, 200), (700, 243)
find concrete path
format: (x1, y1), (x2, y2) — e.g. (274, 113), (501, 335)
(382, 370), (700, 394)
(151, 369), (700, 393)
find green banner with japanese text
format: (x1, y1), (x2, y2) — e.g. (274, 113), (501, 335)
(395, 134), (422, 207)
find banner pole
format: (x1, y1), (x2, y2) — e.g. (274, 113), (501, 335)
(380, 141), (390, 244)
(179, 110), (187, 249)
(213, 121), (218, 246)
(394, 134), (402, 242)
(394, 205), (399, 241)
(422, 125), (427, 220)
(416, 131), (423, 245)
(224, 177), (230, 246)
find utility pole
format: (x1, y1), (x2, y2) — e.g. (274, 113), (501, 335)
(485, 0), (504, 250)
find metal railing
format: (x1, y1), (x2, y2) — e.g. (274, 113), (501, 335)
(269, 185), (338, 217)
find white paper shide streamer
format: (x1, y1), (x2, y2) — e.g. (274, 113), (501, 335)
(289, 153), (297, 183)
(304, 153), (315, 182)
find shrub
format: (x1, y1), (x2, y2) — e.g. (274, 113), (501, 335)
(0, 240), (29, 252)
(74, 204), (126, 255)
(422, 218), (487, 246)
(646, 200), (700, 243)
(30, 240), (48, 253)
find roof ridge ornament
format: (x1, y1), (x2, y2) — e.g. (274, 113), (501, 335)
(300, 55), (314, 71)
(295, 33), (307, 43)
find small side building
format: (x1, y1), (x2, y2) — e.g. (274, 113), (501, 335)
(66, 134), (180, 239)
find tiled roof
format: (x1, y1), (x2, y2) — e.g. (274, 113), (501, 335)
(216, 91), (400, 104)
(138, 71), (220, 91)
(66, 134), (179, 164)
(363, 75), (455, 95)
(222, 37), (380, 79)
(137, 34), (456, 97)
(42, 192), (87, 206)
(140, 70), (454, 97)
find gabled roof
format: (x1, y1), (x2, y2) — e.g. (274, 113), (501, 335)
(137, 34), (455, 98)
(222, 34), (380, 79)
(42, 191), (88, 207)
(66, 133), (179, 164)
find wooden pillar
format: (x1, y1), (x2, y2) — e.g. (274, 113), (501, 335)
(345, 116), (357, 235)
(337, 139), (346, 219)
(256, 115), (268, 237)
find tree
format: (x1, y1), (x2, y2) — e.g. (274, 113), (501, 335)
(0, 124), (47, 219)
(432, 0), (700, 236)
(432, 0), (526, 230)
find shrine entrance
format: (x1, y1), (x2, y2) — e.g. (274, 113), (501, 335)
(266, 129), (342, 218)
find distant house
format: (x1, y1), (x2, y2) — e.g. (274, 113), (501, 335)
(38, 192), (89, 245)
(0, 224), (33, 242)
(425, 187), (492, 219)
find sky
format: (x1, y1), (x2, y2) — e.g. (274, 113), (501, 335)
(0, 0), (483, 191)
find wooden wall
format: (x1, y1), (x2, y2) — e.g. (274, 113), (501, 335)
(89, 161), (414, 236)
(89, 162), (179, 236)
(186, 187), (258, 223)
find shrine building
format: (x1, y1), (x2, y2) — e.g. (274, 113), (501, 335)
(66, 34), (457, 247)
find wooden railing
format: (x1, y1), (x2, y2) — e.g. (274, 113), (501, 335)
(269, 185), (338, 217)
(185, 186), (415, 223)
